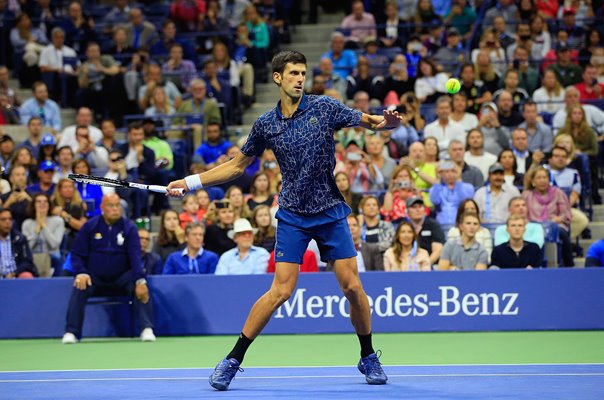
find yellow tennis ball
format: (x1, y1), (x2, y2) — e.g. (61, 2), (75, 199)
(446, 78), (461, 94)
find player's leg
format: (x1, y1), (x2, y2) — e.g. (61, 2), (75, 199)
(210, 221), (309, 391)
(332, 257), (371, 339)
(241, 262), (300, 339)
(316, 218), (387, 384)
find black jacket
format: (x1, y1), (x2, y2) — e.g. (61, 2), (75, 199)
(117, 143), (156, 183)
(4, 228), (37, 277)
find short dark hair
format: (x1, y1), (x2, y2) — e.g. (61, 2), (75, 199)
(552, 145), (569, 156)
(522, 100), (537, 112)
(101, 118), (116, 127)
(27, 117), (42, 126)
(271, 51), (307, 75)
(58, 145), (74, 156)
(32, 81), (46, 92)
(128, 121), (143, 132)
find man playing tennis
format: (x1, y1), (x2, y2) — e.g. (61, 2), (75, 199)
(167, 51), (403, 390)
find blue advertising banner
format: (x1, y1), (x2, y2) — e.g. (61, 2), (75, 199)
(1, 269), (603, 338)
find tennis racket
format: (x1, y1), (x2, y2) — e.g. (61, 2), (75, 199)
(69, 174), (184, 195)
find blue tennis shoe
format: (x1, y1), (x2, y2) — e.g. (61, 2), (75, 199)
(357, 351), (388, 384)
(209, 358), (243, 390)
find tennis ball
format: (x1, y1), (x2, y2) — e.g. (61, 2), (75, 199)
(446, 78), (461, 94)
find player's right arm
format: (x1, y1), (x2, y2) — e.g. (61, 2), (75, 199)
(166, 152), (253, 196)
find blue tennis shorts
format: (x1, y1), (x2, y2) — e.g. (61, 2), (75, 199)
(274, 217), (357, 264)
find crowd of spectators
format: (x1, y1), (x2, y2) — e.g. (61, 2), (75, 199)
(1, 0), (604, 289)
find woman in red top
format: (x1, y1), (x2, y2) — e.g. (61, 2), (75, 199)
(170, 0), (206, 31)
(381, 164), (426, 223)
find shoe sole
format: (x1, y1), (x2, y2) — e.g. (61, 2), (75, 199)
(209, 376), (229, 391)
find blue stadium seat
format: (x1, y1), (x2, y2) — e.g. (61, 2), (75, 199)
(167, 139), (189, 178)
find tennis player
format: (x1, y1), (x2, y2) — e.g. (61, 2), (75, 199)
(167, 51), (403, 390)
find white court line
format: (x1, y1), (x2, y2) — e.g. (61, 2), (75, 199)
(1, 363), (604, 374)
(2, 373), (604, 383)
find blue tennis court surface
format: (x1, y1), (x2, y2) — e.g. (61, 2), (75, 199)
(1, 364), (603, 399)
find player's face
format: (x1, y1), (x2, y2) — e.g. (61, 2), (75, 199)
(275, 63), (306, 100)
(507, 219), (526, 241)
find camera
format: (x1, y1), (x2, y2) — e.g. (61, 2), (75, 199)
(347, 152), (363, 162)
(396, 181), (412, 189)
(263, 161), (278, 169)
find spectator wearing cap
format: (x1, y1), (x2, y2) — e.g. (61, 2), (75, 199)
(39, 134), (58, 163)
(0, 208), (37, 279)
(491, 214), (541, 269)
(518, 101), (554, 153)
(406, 196), (446, 265)
(163, 222), (219, 275)
(424, 96), (467, 160)
(58, 107), (103, 153)
(557, 7), (585, 50)
(1, 165), (33, 229)
(17, 117), (45, 159)
(26, 160), (56, 197)
(473, 163), (521, 224)
(547, 42), (583, 87)
(434, 28), (466, 74)
(340, 0), (377, 46)
(322, 32), (358, 80)
(429, 160), (475, 225)
(19, 82), (61, 132)
(448, 140), (484, 189)
(464, 129), (497, 179)
(215, 218), (269, 275)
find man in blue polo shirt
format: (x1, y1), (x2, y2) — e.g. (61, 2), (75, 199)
(162, 222), (219, 274)
(167, 51), (403, 390)
(61, 194), (155, 344)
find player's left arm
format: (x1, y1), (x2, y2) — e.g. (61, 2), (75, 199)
(359, 110), (405, 131)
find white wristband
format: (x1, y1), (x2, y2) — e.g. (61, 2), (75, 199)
(184, 174), (203, 191)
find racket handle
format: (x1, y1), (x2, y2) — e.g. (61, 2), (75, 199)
(148, 185), (184, 196)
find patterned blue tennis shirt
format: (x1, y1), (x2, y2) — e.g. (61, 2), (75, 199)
(241, 94), (362, 215)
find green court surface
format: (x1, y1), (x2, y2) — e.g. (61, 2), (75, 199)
(2, 331), (604, 372)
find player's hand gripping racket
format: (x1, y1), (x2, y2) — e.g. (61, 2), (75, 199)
(69, 174), (184, 196)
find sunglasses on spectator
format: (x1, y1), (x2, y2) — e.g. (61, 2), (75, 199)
(110, 156), (124, 162)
